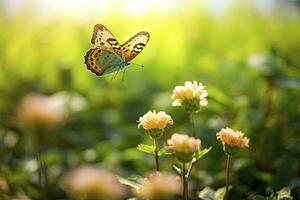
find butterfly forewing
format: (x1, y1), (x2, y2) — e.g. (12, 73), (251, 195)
(91, 24), (123, 56)
(121, 31), (150, 62)
(84, 47), (126, 76)
(85, 24), (150, 76)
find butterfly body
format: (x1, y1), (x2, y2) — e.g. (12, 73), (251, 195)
(84, 47), (127, 76)
(84, 24), (149, 76)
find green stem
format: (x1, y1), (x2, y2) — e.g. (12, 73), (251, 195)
(43, 151), (48, 199)
(185, 174), (189, 200)
(186, 161), (195, 179)
(154, 139), (160, 171)
(37, 151), (43, 194)
(225, 155), (231, 200)
(38, 150), (47, 200)
(190, 112), (196, 138)
(182, 162), (186, 200)
(35, 128), (48, 200)
(182, 162), (189, 200)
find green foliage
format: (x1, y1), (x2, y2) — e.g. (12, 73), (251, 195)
(137, 144), (173, 155)
(198, 186), (232, 200)
(192, 147), (212, 163)
(0, 1), (300, 199)
(158, 147), (173, 156)
(253, 187), (293, 200)
(277, 188), (293, 200)
(137, 144), (156, 155)
(253, 196), (269, 200)
(117, 176), (141, 190)
(173, 165), (182, 175)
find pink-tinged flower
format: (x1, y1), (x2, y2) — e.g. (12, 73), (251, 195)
(216, 128), (249, 148)
(167, 133), (201, 153)
(62, 166), (125, 200)
(17, 93), (68, 127)
(11, 193), (31, 200)
(138, 110), (173, 130)
(0, 177), (8, 192)
(171, 81), (208, 112)
(136, 172), (181, 199)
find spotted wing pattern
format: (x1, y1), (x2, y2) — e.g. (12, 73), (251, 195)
(84, 47), (126, 76)
(121, 31), (150, 62)
(91, 24), (123, 56)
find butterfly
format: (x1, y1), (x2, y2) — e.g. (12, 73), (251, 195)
(84, 24), (150, 76)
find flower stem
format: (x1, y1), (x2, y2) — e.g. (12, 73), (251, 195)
(186, 161), (195, 179)
(38, 150), (47, 200)
(37, 151), (43, 193)
(154, 138), (160, 171)
(36, 128), (48, 200)
(190, 112), (196, 137)
(182, 162), (189, 200)
(182, 162), (186, 200)
(185, 174), (189, 200)
(225, 155), (231, 200)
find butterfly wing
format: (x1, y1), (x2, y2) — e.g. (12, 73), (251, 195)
(91, 24), (123, 56)
(84, 47), (126, 76)
(121, 32), (150, 62)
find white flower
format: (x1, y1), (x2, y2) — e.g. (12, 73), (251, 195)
(138, 110), (173, 130)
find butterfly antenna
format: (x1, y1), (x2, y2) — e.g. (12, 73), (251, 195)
(130, 63), (144, 68)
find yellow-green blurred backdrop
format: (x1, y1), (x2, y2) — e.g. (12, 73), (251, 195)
(1, 0), (300, 199)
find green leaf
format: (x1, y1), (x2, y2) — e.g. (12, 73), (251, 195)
(137, 144), (155, 155)
(173, 165), (182, 175)
(158, 147), (173, 156)
(198, 187), (215, 200)
(198, 186), (232, 200)
(192, 147), (212, 162)
(214, 186), (232, 200)
(252, 195), (268, 200)
(117, 176), (141, 190)
(45, 152), (64, 165)
(254, 171), (273, 183)
(277, 187), (293, 200)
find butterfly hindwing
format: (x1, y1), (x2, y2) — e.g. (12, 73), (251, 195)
(84, 47), (126, 76)
(121, 31), (150, 62)
(91, 24), (123, 56)
(85, 24), (150, 76)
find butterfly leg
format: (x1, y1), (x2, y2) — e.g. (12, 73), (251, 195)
(110, 64), (123, 80)
(121, 68), (127, 81)
(110, 71), (118, 80)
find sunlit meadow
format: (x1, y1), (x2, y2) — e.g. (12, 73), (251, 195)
(0, 0), (300, 199)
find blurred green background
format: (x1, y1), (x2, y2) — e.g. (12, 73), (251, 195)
(0, 0), (300, 199)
